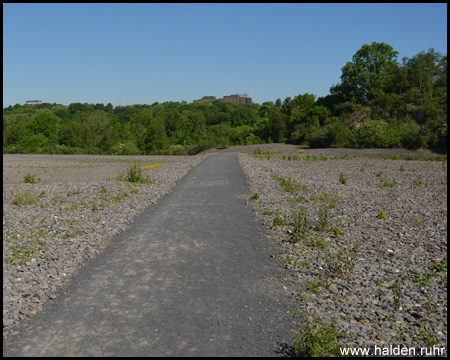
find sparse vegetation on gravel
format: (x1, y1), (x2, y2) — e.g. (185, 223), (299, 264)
(3, 146), (447, 356)
(238, 145), (447, 356)
(3, 153), (210, 336)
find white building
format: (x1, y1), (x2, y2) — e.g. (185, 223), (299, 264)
(25, 100), (43, 105)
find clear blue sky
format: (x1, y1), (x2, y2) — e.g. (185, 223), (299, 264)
(3, 3), (447, 107)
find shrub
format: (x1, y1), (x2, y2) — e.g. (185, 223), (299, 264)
(110, 142), (142, 155)
(23, 173), (40, 184)
(117, 162), (153, 184)
(357, 119), (390, 148)
(292, 312), (342, 357)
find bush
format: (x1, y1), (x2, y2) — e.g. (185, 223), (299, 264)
(167, 144), (188, 155)
(110, 142), (142, 155)
(306, 126), (333, 148)
(23, 173), (40, 184)
(292, 312), (342, 357)
(116, 162), (153, 184)
(306, 122), (357, 148)
(357, 119), (391, 148)
(397, 122), (423, 149)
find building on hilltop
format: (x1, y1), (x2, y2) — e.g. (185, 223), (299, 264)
(193, 94), (252, 105)
(193, 96), (216, 103)
(222, 94), (252, 105)
(25, 100), (43, 105)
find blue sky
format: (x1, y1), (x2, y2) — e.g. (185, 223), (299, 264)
(3, 3), (447, 107)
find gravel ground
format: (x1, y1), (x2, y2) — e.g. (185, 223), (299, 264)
(238, 149), (447, 355)
(3, 147), (448, 356)
(3, 153), (211, 337)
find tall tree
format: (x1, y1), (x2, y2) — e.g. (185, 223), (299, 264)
(402, 49), (446, 94)
(143, 114), (169, 153)
(336, 42), (399, 103)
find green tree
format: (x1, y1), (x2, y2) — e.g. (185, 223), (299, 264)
(401, 49), (446, 95)
(336, 42), (400, 103)
(26, 110), (61, 142)
(143, 114), (169, 153)
(105, 103), (114, 113)
(267, 106), (286, 143)
(68, 102), (94, 115)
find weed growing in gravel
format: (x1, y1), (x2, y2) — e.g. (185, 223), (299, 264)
(12, 188), (44, 206)
(388, 282), (403, 311)
(331, 225), (343, 238)
(307, 280), (323, 295)
(6, 246), (39, 265)
(291, 208), (309, 242)
(273, 214), (287, 227)
(113, 191), (128, 203)
(378, 179), (397, 188)
(292, 310), (342, 357)
(249, 149), (280, 159)
(433, 258), (447, 273)
(249, 193), (260, 201)
(339, 173), (347, 185)
(271, 173), (306, 193)
(309, 193), (341, 208)
(324, 238), (362, 278)
(317, 205), (330, 231)
(377, 210), (386, 220)
(23, 173), (40, 184)
(410, 269), (432, 285)
(288, 195), (307, 203)
(117, 162), (154, 184)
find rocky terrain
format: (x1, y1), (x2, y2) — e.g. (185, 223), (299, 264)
(3, 153), (210, 336)
(238, 147), (447, 355)
(3, 147), (447, 356)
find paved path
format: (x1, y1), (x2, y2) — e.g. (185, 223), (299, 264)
(3, 153), (297, 357)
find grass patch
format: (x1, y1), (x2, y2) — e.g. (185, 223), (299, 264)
(12, 188), (44, 206)
(272, 173), (307, 193)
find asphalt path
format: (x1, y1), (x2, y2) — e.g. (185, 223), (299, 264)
(3, 153), (297, 357)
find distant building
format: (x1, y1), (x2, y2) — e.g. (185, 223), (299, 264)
(193, 96), (216, 103)
(25, 100), (43, 105)
(222, 94), (252, 105)
(193, 94), (252, 105)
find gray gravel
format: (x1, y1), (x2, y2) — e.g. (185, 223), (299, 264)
(3, 153), (210, 337)
(3, 148), (448, 356)
(238, 150), (447, 354)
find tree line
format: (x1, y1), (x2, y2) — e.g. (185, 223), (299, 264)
(3, 42), (447, 155)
